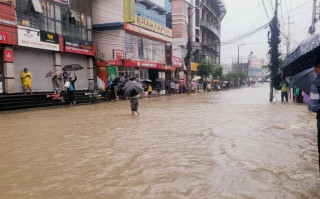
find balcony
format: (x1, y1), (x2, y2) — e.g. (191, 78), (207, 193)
(200, 20), (220, 38)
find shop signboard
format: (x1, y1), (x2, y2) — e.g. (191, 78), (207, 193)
(124, 60), (162, 69)
(40, 30), (59, 44)
(64, 36), (94, 56)
(3, 49), (14, 62)
(17, 26), (59, 51)
(124, 0), (135, 23)
(113, 49), (124, 59)
(0, 32), (8, 44)
(124, 23), (172, 43)
(172, 56), (183, 68)
(96, 51), (105, 62)
(133, 15), (172, 37)
(107, 59), (123, 66)
(107, 66), (117, 87)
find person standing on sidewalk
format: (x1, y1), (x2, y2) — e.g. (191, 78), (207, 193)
(279, 78), (289, 102)
(21, 68), (32, 95)
(309, 63), (320, 172)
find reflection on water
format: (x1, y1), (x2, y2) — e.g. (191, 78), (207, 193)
(0, 84), (319, 198)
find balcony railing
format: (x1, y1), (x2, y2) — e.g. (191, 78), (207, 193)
(200, 20), (220, 38)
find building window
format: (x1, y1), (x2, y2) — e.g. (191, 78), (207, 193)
(31, 0), (43, 13)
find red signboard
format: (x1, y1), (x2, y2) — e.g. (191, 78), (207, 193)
(172, 56), (183, 68)
(113, 49), (124, 59)
(124, 60), (162, 69)
(107, 59), (123, 66)
(4, 49), (14, 62)
(65, 46), (94, 56)
(0, 32), (9, 44)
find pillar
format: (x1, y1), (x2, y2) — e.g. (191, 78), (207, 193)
(3, 46), (15, 94)
(53, 52), (62, 89)
(88, 57), (94, 90)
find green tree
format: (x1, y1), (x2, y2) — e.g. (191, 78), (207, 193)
(213, 66), (224, 80)
(197, 59), (214, 79)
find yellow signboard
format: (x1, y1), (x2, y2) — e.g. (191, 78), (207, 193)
(133, 15), (172, 37)
(124, 0), (134, 23)
(191, 62), (199, 71)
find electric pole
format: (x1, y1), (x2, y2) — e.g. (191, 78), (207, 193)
(269, 0), (281, 102)
(284, 16), (294, 55)
(185, 1), (193, 94)
(309, 0), (317, 34)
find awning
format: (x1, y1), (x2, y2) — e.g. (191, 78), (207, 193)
(31, 0), (43, 13)
(70, 9), (81, 22)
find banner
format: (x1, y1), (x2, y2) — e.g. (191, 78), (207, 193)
(40, 31), (59, 44)
(124, 0), (134, 23)
(17, 26), (59, 51)
(113, 49), (124, 59)
(64, 36), (94, 56)
(249, 59), (264, 68)
(133, 15), (172, 37)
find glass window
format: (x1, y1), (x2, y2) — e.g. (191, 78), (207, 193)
(56, 21), (62, 34)
(70, 9), (80, 22)
(87, 16), (91, 29)
(55, 5), (61, 21)
(48, 18), (55, 32)
(88, 30), (92, 41)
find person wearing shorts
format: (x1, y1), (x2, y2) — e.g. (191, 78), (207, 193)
(130, 93), (140, 116)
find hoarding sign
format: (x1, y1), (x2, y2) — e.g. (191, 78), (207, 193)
(124, 23), (172, 43)
(124, 60), (162, 69)
(17, 26), (59, 51)
(0, 32), (8, 44)
(107, 59), (123, 66)
(40, 31), (59, 44)
(113, 49), (124, 59)
(107, 66), (117, 87)
(249, 59), (264, 68)
(3, 49), (14, 62)
(64, 36), (94, 56)
(124, 0), (135, 23)
(133, 15), (172, 37)
(172, 56), (183, 68)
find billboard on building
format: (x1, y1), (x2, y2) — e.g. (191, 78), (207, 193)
(150, 0), (165, 8)
(17, 26), (59, 51)
(124, 0), (135, 23)
(249, 59), (264, 68)
(133, 15), (172, 37)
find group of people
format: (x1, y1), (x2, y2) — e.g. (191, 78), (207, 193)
(21, 68), (77, 105)
(279, 78), (306, 103)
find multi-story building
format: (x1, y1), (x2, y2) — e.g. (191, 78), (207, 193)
(171, 0), (225, 76)
(1, 0), (95, 94)
(196, 0), (225, 65)
(0, 0), (17, 94)
(93, 0), (180, 90)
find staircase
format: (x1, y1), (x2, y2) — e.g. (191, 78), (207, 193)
(0, 90), (113, 112)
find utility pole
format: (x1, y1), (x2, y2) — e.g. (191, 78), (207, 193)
(309, 0), (317, 34)
(284, 16), (294, 55)
(185, 1), (193, 94)
(269, 0), (281, 102)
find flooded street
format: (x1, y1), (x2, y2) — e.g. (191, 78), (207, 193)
(0, 84), (319, 198)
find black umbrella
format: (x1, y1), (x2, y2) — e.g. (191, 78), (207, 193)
(113, 76), (127, 84)
(62, 64), (84, 71)
(120, 81), (143, 97)
(283, 33), (320, 76)
(292, 67), (317, 94)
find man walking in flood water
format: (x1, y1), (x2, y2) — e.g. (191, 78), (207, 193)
(309, 62), (320, 171)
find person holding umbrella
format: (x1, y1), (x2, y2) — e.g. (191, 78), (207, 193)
(65, 76), (77, 105)
(309, 62), (320, 172)
(120, 80), (143, 115)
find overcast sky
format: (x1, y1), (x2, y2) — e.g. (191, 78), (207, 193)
(221, 0), (314, 65)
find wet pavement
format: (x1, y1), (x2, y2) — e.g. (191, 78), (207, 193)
(0, 84), (319, 198)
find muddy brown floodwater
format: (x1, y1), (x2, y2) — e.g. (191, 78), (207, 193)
(0, 84), (319, 199)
